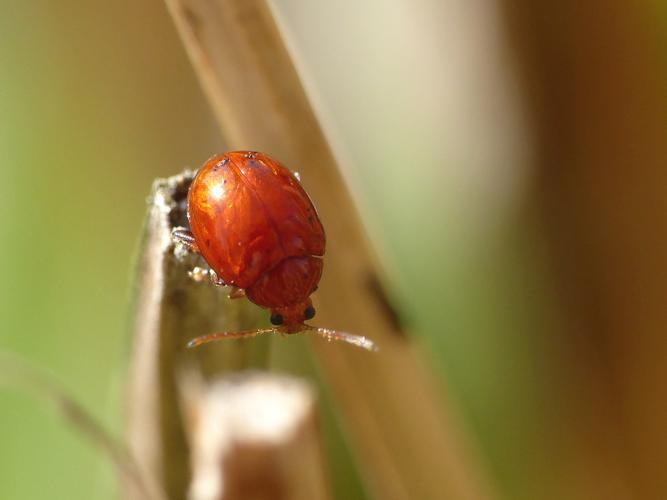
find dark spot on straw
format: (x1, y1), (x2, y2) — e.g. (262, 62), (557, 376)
(364, 271), (407, 337)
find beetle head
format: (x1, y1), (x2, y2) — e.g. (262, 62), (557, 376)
(270, 299), (316, 333)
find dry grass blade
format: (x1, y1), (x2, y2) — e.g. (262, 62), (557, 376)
(163, 1), (494, 499)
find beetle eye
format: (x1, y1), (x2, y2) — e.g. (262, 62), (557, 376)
(304, 306), (316, 320)
(270, 313), (283, 326)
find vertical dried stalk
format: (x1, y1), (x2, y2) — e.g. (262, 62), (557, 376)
(127, 172), (271, 499)
(163, 1), (494, 499)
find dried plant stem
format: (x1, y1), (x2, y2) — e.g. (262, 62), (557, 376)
(163, 1), (494, 499)
(126, 173), (271, 500)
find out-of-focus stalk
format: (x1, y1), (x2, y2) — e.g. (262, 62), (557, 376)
(502, 1), (667, 498)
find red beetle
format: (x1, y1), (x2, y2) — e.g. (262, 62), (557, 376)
(173, 151), (376, 351)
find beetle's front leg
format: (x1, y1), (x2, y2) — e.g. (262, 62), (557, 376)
(172, 227), (199, 252)
(188, 267), (244, 299)
(188, 266), (229, 287)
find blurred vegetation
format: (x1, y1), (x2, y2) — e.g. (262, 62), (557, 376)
(1, 1), (666, 500)
(0, 2), (218, 498)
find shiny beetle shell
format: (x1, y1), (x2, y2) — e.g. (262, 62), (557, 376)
(187, 151), (325, 319)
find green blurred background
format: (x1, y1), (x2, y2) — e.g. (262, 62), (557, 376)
(1, 1), (666, 499)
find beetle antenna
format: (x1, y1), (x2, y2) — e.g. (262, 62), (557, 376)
(303, 325), (378, 352)
(187, 327), (278, 348)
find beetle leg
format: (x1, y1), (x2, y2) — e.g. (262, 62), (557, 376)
(228, 286), (246, 299)
(190, 268), (228, 287)
(208, 270), (228, 287)
(187, 267), (230, 288)
(172, 227), (199, 252)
